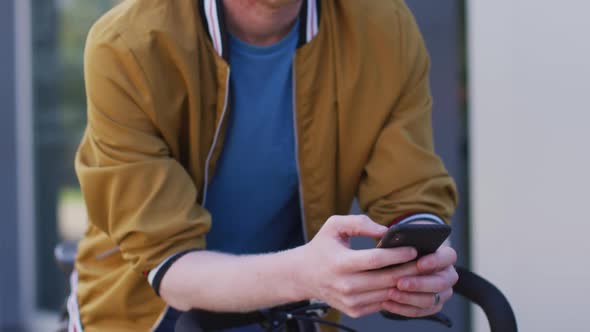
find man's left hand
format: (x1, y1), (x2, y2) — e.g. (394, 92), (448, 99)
(381, 243), (458, 317)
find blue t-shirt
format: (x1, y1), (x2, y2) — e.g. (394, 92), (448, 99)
(157, 21), (304, 332)
(204, 20), (304, 256)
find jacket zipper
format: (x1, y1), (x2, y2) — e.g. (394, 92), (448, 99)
(202, 69), (231, 208)
(292, 61), (309, 243)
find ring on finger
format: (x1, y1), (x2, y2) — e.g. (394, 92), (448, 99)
(432, 293), (441, 307)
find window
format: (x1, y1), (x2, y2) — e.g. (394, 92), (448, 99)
(32, 0), (119, 311)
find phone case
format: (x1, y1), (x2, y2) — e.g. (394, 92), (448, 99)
(376, 223), (452, 257)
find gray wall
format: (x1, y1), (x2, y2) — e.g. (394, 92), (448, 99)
(469, 0), (590, 330)
(0, 0), (24, 330)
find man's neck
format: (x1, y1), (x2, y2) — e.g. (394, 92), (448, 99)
(222, 0), (302, 46)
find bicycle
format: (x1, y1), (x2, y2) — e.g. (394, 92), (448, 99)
(55, 242), (517, 332)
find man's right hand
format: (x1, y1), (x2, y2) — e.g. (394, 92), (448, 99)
(160, 215), (420, 315)
(295, 215), (420, 318)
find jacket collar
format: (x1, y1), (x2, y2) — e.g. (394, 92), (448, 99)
(198, 0), (321, 61)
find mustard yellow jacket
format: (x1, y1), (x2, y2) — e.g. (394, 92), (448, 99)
(73, 0), (458, 330)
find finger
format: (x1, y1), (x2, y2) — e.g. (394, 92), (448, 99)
(381, 300), (442, 318)
(417, 246), (457, 274)
(346, 261), (420, 293)
(341, 289), (391, 309)
(344, 302), (383, 319)
(343, 247), (417, 271)
(388, 288), (453, 310)
(397, 267), (459, 293)
(329, 215), (388, 239)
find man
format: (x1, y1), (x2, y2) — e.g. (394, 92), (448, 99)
(70, 0), (459, 331)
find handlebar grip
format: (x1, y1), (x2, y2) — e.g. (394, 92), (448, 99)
(454, 266), (518, 332)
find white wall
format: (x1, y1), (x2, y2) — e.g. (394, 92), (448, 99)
(468, 0), (590, 331)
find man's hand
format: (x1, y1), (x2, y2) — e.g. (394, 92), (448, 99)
(382, 241), (458, 317)
(297, 216), (458, 319)
(297, 215), (421, 318)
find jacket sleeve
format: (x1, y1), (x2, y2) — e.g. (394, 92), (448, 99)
(357, 7), (458, 226)
(75, 31), (210, 276)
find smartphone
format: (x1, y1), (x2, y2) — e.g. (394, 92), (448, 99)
(376, 223), (451, 258)
(377, 223), (452, 321)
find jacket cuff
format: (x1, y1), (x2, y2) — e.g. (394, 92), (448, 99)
(147, 249), (200, 297)
(389, 213), (446, 227)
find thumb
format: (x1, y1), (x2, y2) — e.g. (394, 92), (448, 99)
(329, 215), (388, 239)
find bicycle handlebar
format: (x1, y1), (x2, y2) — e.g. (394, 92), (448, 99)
(175, 265), (518, 332)
(454, 266), (518, 332)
